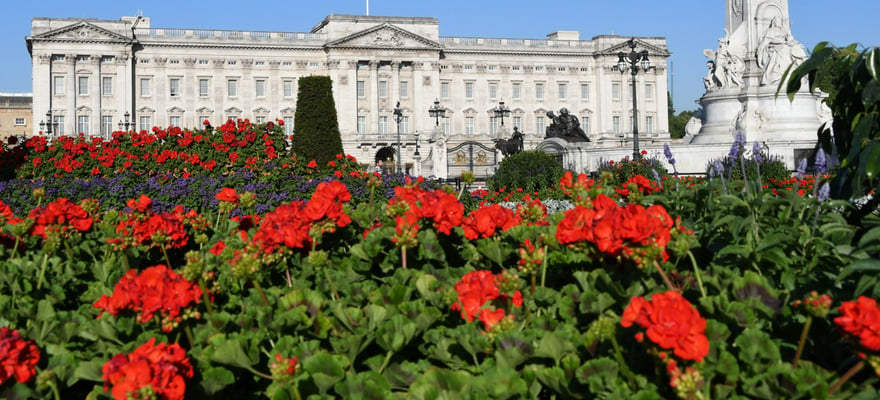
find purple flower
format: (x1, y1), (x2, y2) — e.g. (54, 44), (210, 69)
(752, 141), (763, 164)
(663, 143), (676, 166)
(711, 159), (725, 177)
(652, 169), (662, 184)
(729, 132), (746, 159)
(796, 158), (808, 177)
(815, 148), (827, 175)
(817, 182), (830, 202)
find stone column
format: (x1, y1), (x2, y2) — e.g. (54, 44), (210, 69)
(67, 54), (77, 136)
(33, 54), (51, 136)
(369, 61), (379, 134)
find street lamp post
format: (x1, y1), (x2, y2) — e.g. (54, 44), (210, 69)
(493, 99), (510, 127)
(393, 101), (404, 175)
(118, 111), (132, 133)
(617, 38), (652, 160)
(39, 111), (57, 136)
(428, 98), (446, 127)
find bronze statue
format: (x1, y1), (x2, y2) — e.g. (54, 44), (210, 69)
(494, 126), (525, 156)
(545, 107), (589, 142)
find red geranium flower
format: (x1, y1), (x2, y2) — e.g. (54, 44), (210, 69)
(835, 296), (880, 351)
(215, 188), (240, 203)
(0, 327), (40, 385)
(102, 338), (193, 400)
(621, 291), (709, 362)
(27, 197), (93, 239)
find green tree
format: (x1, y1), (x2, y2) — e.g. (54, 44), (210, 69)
(291, 76), (344, 165)
(667, 92), (697, 139)
(786, 42), (880, 221)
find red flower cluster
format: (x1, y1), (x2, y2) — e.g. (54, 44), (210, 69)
(621, 291), (709, 362)
(615, 174), (661, 197)
(556, 194), (673, 263)
(0, 200), (13, 224)
(451, 270), (522, 330)
(27, 197), (93, 239)
(110, 196), (189, 250)
(461, 204), (521, 240)
(387, 185), (465, 236)
(94, 265), (203, 332)
(215, 188), (240, 204)
(0, 327), (40, 385)
(559, 171), (599, 206)
(251, 181), (352, 253)
(102, 338), (193, 400)
(834, 296), (880, 351)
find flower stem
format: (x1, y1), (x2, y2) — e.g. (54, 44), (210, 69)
(184, 325), (195, 348)
(792, 316), (812, 369)
(36, 253), (49, 290)
(324, 269), (340, 301)
(653, 260), (679, 293)
(540, 246), (548, 289)
(377, 351), (394, 374)
(63, 239), (75, 261)
(401, 246), (408, 269)
(161, 245), (172, 268)
(609, 333), (637, 390)
(200, 279), (216, 329)
(829, 360), (865, 395)
(252, 279), (271, 307)
(687, 251), (707, 298)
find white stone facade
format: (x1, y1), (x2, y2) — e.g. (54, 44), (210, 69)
(27, 14), (670, 176)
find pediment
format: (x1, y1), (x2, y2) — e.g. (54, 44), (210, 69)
(325, 23), (441, 50)
(462, 107), (478, 115)
(224, 107), (243, 114)
(280, 107), (296, 114)
(195, 106), (213, 114)
(578, 108), (594, 115)
(167, 106), (185, 113)
(596, 39), (670, 57)
(32, 21), (131, 43)
(76, 105), (92, 113)
(511, 108), (526, 114)
(138, 106), (156, 113)
(252, 106), (271, 114)
(534, 108), (548, 115)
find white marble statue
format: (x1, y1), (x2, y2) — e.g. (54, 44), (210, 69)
(756, 16), (806, 86)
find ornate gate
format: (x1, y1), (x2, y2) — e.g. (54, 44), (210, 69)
(447, 141), (497, 179)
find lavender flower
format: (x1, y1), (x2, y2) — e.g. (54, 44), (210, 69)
(711, 159), (725, 177)
(817, 182), (830, 202)
(752, 141), (763, 164)
(652, 169), (662, 185)
(796, 158), (808, 177)
(663, 143), (676, 166)
(729, 132), (746, 159)
(815, 148), (827, 175)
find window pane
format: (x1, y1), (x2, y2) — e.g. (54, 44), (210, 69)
(466, 117), (474, 135)
(490, 118), (498, 135)
(400, 81), (408, 98)
(140, 78), (150, 96)
(170, 79), (180, 96)
(139, 116), (151, 132)
(558, 83), (566, 100)
(379, 116), (388, 134)
(512, 83), (521, 99)
(535, 83), (544, 100)
(356, 80), (365, 97)
(284, 80), (294, 98)
(200, 79), (209, 96)
(582, 116), (590, 134)
(357, 116), (366, 135)
(536, 117), (544, 136)
(101, 115), (113, 136)
(489, 83), (497, 99)
(401, 116), (409, 134)
(78, 115), (89, 134)
(613, 116), (621, 134)
(54, 76), (65, 94)
(646, 116), (654, 133)
(170, 116), (181, 127)
(441, 82), (450, 99)
(513, 116), (522, 129)
(228, 80), (238, 97)
(581, 84), (590, 100)
(78, 77), (89, 95)
(283, 116), (294, 135)
(442, 117), (450, 135)
(612, 83), (621, 100)
(255, 80), (266, 97)
(379, 81), (387, 98)
(645, 83), (654, 101)
(53, 116), (65, 135)
(465, 82), (474, 99)
(102, 77), (112, 95)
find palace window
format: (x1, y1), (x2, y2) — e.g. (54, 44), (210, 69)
(441, 81), (450, 99)
(465, 82), (474, 99)
(466, 117), (475, 135)
(53, 76), (65, 95)
(357, 116), (366, 135)
(199, 79), (209, 97)
(140, 78), (151, 97)
(356, 80), (365, 98)
(77, 115), (89, 134)
(512, 82), (521, 99)
(378, 116), (388, 135)
(170, 116), (181, 128)
(227, 80), (238, 97)
(101, 115), (113, 136)
(255, 79), (266, 97)
(170, 79), (181, 97)
(139, 116), (151, 132)
(535, 83), (544, 100)
(378, 80), (387, 98)
(558, 83), (567, 100)
(400, 81), (409, 98)
(284, 80), (294, 98)
(581, 83), (590, 100)
(78, 76), (89, 95)
(102, 77), (112, 95)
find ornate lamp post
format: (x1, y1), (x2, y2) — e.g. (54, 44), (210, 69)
(617, 38), (652, 160)
(393, 102), (404, 175)
(428, 98), (446, 126)
(118, 111), (132, 132)
(493, 99), (510, 126)
(39, 111), (57, 135)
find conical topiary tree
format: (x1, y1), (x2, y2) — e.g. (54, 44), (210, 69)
(291, 76), (344, 165)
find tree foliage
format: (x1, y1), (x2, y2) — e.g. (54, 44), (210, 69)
(786, 42), (880, 220)
(291, 76), (344, 165)
(667, 92), (698, 139)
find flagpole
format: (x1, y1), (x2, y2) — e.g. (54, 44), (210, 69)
(366, 0), (370, 15)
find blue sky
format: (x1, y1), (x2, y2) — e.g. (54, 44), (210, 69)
(1, 0), (876, 113)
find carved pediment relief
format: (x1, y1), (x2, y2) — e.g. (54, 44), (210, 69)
(597, 39), (670, 57)
(578, 108), (594, 115)
(462, 107), (478, 115)
(167, 106), (185, 114)
(195, 107), (213, 114)
(534, 108), (548, 115)
(325, 23), (441, 50)
(32, 21), (131, 43)
(252, 107), (271, 114)
(138, 107), (156, 114)
(224, 107), (243, 114)
(280, 107), (296, 114)
(76, 106), (92, 113)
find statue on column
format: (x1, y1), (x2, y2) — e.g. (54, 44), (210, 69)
(757, 16), (806, 87)
(494, 126), (525, 156)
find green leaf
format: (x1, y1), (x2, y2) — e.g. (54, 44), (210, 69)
(302, 352), (348, 395)
(200, 367), (236, 395)
(204, 335), (255, 370)
(72, 360), (104, 382)
(838, 258), (880, 281)
(534, 332), (576, 363)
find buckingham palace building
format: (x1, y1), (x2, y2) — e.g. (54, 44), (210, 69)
(27, 14), (670, 176)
